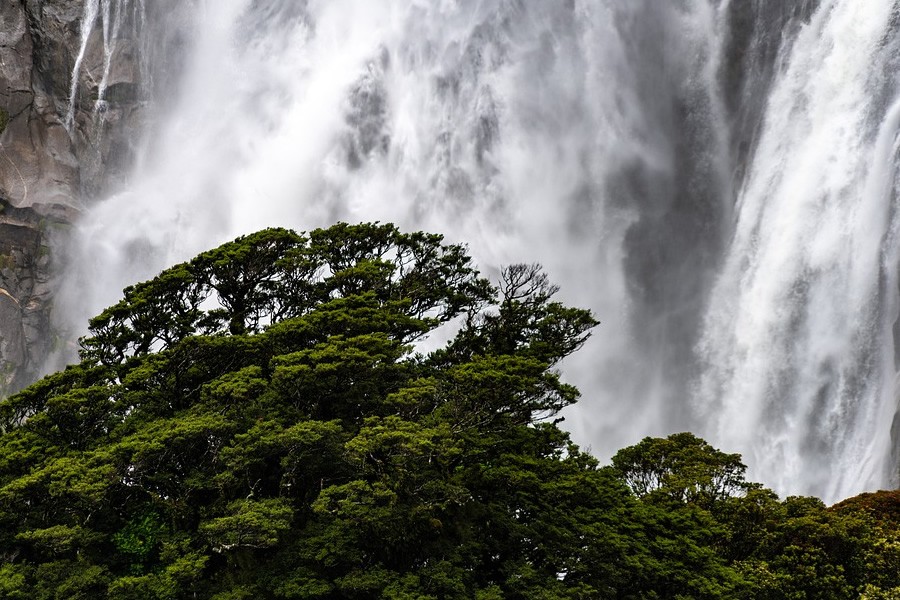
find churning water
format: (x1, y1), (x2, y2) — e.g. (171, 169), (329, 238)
(59, 0), (900, 501)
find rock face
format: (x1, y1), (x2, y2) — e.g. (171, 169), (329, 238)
(0, 205), (58, 393)
(0, 0), (146, 393)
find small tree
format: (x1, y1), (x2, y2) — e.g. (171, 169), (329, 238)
(610, 432), (752, 508)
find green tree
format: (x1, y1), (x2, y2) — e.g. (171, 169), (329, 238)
(6, 222), (895, 599)
(610, 432), (753, 509)
(0, 223), (634, 598)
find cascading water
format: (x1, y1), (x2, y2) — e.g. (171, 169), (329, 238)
(696, 0), (900, 500)
(55, 0), (900, 501)
(66, 0), (147, 131)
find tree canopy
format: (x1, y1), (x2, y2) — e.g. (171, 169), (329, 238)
(0, 222), (898, 599)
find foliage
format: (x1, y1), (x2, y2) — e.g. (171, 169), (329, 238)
(0, 222), (898, 598)
(610, 431), (753, 508)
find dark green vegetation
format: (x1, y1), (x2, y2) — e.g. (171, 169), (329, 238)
(0, 223), (899, 599)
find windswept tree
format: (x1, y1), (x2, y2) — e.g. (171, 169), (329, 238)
(0, 222), (627, 599)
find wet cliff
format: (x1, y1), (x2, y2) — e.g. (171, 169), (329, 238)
(0, 0), (144, 392)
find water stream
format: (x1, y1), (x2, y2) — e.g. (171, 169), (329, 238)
(58, 0), (900, 501)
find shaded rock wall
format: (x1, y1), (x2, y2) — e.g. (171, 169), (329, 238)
(0, 205), (60, 392)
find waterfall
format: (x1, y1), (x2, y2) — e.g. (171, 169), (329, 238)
(57, 0), (900, 501)
(66, 0), (100, 131)
(696, 0), (900, 500)
(66, 0), (145, 130)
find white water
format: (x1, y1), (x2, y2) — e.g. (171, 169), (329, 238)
(58, 0), (900, 501)
(66, 0), (100, 130)
(696, 0), (900, 500)
(66, 0), (146, 129)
